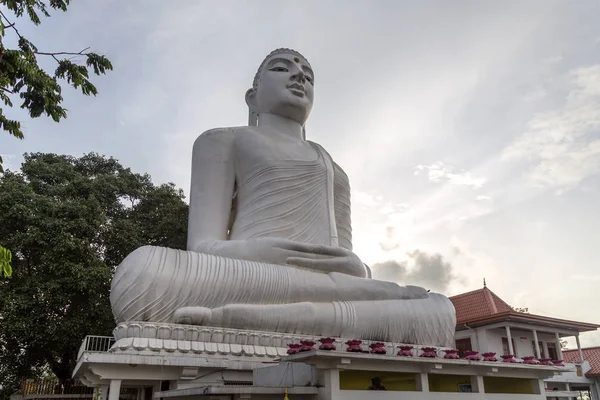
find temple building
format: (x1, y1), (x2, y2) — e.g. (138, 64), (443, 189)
(450, 284), (600, 399)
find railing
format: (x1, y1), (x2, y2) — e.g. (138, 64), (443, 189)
(20, 380), (137, 399)
(77, 335), (115, 360)
(21, 380), (93, 396)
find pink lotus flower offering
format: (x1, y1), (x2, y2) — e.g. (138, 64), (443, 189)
(287, 343), (301, 355)
(318, 338), (336, 351)
(539, 358), (553, 365)
(501, 354), (519, 363)
(522, 356), (540, 365)
(397, 345), (414, 357)
(443, 349), (460, 359)
(482, 352), (497, 362)
(464, 350), (481, 361)
(420, 347), (438, 358)
(299, 340), (316, 352)
(369, 342), (387, 354)
(345, 339), (363, 352)
(552, 360), (565, 367)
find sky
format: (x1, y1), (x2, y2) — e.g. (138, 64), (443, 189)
(1, 0), (600, 347)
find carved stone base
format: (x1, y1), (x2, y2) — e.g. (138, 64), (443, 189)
(111, 321), (444, 359)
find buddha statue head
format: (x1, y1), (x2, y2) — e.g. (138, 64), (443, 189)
(246, 48), (314, 130)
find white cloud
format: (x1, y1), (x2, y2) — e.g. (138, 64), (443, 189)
(503, 64), (600, 192)
(353, 190), (380, 208)
(414, 162), (487, 188)
(522, 84), (548, 102)
(476, 195), (492, 201)
(0, 154), (17, 172)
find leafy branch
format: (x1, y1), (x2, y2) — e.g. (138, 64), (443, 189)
(0, 0), (113, 172)
(0, 244), (12, 277)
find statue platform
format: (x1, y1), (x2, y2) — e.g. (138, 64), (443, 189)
(74, 324), (572, 400)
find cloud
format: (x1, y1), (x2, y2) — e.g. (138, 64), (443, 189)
(378, 226), (402, 252)
(570, 274), (600, 282)
(476, 195), (492, 201)
(0, 154), (17, 172)
(414, 162), (487, 188)
(522, 84), (548, 102)
(371, 250), (462, 293)
(502, 64), (600, 192)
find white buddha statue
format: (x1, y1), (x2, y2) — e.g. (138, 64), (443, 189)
(110, 48), (456, 346)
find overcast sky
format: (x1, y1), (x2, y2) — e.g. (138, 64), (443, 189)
(2, 0), (600, 347)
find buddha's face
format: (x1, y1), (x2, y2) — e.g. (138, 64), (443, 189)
(247, 53), (314, 125)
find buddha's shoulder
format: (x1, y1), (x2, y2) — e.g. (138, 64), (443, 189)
(193, 126), (255, 147)
(308, 140), (350, 182)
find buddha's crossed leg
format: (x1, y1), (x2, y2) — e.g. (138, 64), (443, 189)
(112, 246), (428, 324)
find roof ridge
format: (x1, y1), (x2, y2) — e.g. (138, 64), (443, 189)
(564, 346), (600, 352)
(483, 287), (498, 314)
(449, 287), (486, 299)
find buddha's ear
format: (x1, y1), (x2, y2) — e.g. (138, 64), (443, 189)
(245, 88), (257, 110)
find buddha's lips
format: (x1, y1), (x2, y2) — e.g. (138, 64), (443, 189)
(287, 83), (305, 94)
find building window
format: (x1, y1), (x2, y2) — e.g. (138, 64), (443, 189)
(455, 338), (472, 358)
(531, 341), (545, 358)
(547, 342), (558, 360)
(502, 337), (517, 356)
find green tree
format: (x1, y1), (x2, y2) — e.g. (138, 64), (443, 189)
(0, 153), (188, 399)
(0, 244), (11, 277)
(0, 0), (112, 172)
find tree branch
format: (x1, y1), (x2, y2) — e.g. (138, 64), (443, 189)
(0, 10), (24, 40)
(1, 11), (93, 60)
(35, 48), (91, 57)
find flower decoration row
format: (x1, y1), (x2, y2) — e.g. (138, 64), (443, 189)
(285, 339), (566, 366)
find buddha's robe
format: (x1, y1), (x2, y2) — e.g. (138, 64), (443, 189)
(110, 140), (456, 347)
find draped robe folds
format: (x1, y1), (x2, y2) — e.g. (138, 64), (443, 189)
(110, 138), (457, 347)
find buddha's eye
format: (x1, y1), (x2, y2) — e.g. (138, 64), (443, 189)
(269, 66), (288, 72)
(306, 76), (313, 84)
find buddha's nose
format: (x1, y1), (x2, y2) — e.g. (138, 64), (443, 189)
(291, 69), (306, 83)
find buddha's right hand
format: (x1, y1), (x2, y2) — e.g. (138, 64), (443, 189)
(195, 238), (368, 278)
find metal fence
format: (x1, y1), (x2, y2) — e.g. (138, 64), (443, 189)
(21, 380), (93, 395)
(20, 380), (137, 400)
(77, 335), (115, 359)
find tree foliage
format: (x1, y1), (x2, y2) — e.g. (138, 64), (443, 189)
(0, 245), (12, 277)
(0, 0), (112, 172)
(0, 153), (188, 399)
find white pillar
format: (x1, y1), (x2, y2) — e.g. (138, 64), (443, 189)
(555, 332), (564, 360)
(532, 329), (541, 358)
(417, 372), (430, 392)
(470, 375), (484, 393)
(576, 334), (584, 363)
(476, 328), (488, 353)
(506, 326), (515, 355)
(542, 341), (549, 359)
(318, 370), (340, 400)
(108, 380), (121, 400)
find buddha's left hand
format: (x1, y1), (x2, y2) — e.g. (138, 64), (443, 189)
(285, 244), (368, 278)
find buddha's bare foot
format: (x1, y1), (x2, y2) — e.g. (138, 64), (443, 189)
(209, 303), (319, 334)
(328, 272), (428, 301)
(173, 303), (320, 334)
(173, 306), (212, 325)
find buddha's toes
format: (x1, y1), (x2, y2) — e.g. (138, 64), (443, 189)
(173, 306), (212, 325)
(327, 272), (429, 301)
(382, 281), (428, 300)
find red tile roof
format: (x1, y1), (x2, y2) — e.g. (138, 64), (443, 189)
(563, 347), (600, 377)
(450, 286), (513, 325)
(449, 286), (600, 332)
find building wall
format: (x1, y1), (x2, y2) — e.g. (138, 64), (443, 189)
(456, 327), (560, 359)
(334, 392), (546, 399)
